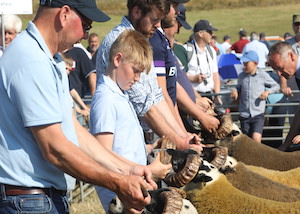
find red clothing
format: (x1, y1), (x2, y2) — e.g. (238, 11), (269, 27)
(231, 38), (249, 53)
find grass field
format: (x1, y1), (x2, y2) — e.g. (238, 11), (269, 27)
(20, 2), (300, 47)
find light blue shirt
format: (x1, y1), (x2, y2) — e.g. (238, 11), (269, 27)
(90, 75), (147, 211)
(0, 21), (77, 190)
(295, 56), (300, 80)
(235, 69), (280, 118)
(95, 16), (164, 129)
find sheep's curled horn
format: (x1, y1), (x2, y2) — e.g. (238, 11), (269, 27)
(164, 149), (201, 187)
(157, 137), (176, 164)
(201, 144), (228, 169)
(202, 113), (233, 140)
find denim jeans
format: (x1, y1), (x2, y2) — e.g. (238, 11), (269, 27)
(0, 185), (69, 214)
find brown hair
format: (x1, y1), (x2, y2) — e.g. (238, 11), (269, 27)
(127, 0), (170, 16)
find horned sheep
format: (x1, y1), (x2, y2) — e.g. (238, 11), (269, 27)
(183, 160), (300, 214)
(224, 161), (300, 202)
(108, 187), (198, 214)
(213, 123), (300, 171)
(245, 164), (300, 189)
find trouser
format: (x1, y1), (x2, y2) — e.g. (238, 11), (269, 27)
(0, 184), (69, 214)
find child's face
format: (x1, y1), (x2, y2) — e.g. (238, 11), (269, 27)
(116, 62), (143, 91)
(243, 61), (257, 75)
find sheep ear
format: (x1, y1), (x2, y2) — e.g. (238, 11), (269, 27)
(192, 173), (213, 183)
(166, 149), (176, 156)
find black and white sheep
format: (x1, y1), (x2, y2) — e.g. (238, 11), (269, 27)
(224, 162), (300, 202)
(214, 123), (300, 171)
(183, 160), (300, 214)
(108, 188), (198, 214)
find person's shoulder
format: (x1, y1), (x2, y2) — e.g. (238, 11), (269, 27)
(285, 37), (295, 45)
(149, 29), (164, 44)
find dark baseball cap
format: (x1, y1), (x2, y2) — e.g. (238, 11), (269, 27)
(193, 19), (218, 32)
(40, 0), (110, 22)
(170, 0), (190, 3)
(176, 4), (191, 30)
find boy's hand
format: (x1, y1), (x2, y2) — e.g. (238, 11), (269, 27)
(230, 89), (238, 101)
(259, 91), (270, 100)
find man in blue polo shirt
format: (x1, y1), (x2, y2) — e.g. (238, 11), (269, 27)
(0, 0), (156, 213)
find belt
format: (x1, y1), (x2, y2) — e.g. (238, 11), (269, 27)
(3, 184), (66, 196)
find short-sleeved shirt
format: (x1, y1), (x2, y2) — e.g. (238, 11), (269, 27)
(0, 21), (77, 190)
(235, 70), (280, 118)
(184, 40), (218, 93)
(67, 47), (96, 97)
(90, 75), (147, 212)
(231, 38), (249, 53)
(95, 16), (164, 130)
(149, 28), (177, 105)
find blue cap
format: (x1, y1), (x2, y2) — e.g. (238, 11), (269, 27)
(240, 51), (259, 63)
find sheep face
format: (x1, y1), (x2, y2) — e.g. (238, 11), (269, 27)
(191, 160), (221, 185)
(219, 156), (238, 173)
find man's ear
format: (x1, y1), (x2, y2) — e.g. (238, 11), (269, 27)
(58, 5), (72, 28)
(113, 53), (123, 68)
(290, 51), (297, 63)
(131, 5), (142, 20)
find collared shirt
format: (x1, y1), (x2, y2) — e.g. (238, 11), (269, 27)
(96, 16), (134, 77)
(0, 45), (3, 57)
(149, 28), (177, 105)
(286, 37), (300, 55)
(242, 40), (269, 68)
(0, 21), (77, 190)
(280, 37), (300, 102)
(90, 75), (147, 212)
(235, 70), (280, 118)
(184, 40), (218, 93)
(296, 56), (300, 79)
(95, 16), (164, 129)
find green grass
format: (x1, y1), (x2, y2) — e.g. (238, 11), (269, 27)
(20, 3), (300, 48)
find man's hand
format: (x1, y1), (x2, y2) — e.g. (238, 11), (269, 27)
(230, 89), (238, 101)
(147, 153), (172, 180)
(190, 74), (207, 83)
(129, 165), (157, 191)
(281, 87), (293, 96)
(199, 113), (220, 133)
(214, 96), (223, 105)
(260, 91), (270, 100)
(116, 174), (153, 213)
(196, 97), (213, 111)
(292, 135), (300, 144)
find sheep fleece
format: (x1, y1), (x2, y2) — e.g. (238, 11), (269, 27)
(225, 162), (300, 202)
(218, 134), (300, 171)
(246, 165), (300, 189)
(184, 174), (300, 214)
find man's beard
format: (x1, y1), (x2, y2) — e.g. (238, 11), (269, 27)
(136, 18), (155, 38)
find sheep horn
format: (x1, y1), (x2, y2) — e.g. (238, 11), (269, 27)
(214, 114), (233, 140)
(164, 153), (201, 187)
(210, 146), (228, 169)
(157, 137), (176, 164)
(202, 144), (228, 169)
(159, 188), (184, 214)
